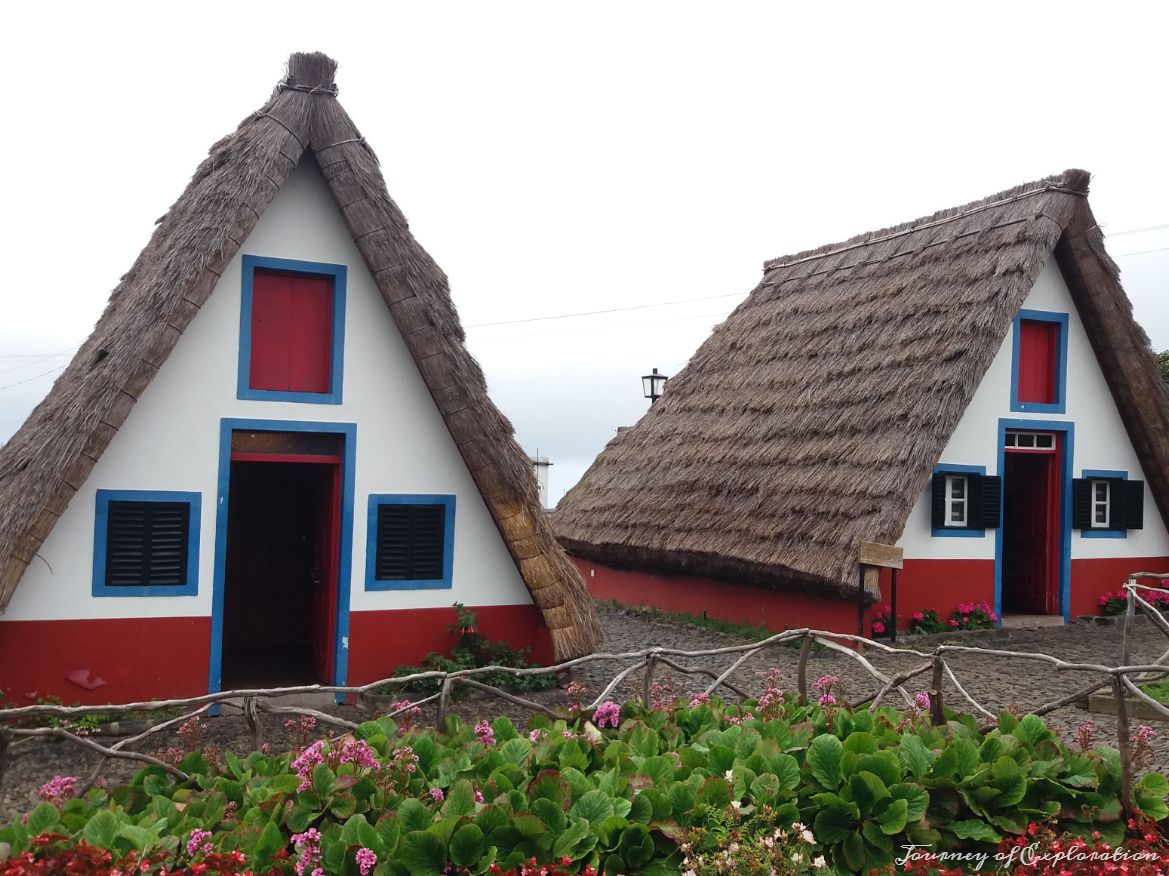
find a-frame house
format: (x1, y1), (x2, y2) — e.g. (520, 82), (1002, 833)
(554, 171), (1169, 633)
(0, 53), (601, 703)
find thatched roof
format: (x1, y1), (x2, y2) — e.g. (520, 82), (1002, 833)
(554, 170), (1169, 599)
(0, 52), (601, 659)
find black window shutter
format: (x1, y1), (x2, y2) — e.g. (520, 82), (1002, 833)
(375, 505), (410, 579)
(105, 502), (190, 587)
(1120, 480), (1145, 530)
(1071, 479), (1092, 530)
(976, 475), (1002, 529)
(375, 504), (446, 580)
(931, 473), (947, 529)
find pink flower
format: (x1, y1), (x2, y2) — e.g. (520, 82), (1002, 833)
(594, 701), (621, 729)
(688, 692), (711, 708)
(818, 693), (836, 706)
(429, 787), (445, 802)
(291, 740), (326, 791)
(912, 611), (924, 621)
(529, 729), (545, 743)
(391, 746), (419, 773)
(355, 848), (377, 876)
(338, 739), (380, 771)
(914, 691), (931, 710)
(871, 621), (885, 635)
(812, 674), (839, 692)
(291, 828), (322, 876)
(474, 720), (496, 746)
(37, 775), (77, 807)
(948, 619), (959, 627)
(474, 790), (485, 803)
(186, 829), (213, 858)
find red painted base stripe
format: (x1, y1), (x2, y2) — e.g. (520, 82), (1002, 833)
(346, 604), (554, 685)
(0, 617), (210, 705)
(1069, 556), (1169, 620)
(575, 554), (1169, 635)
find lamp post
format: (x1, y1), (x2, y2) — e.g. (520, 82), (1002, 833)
(642, 368), (668, 404)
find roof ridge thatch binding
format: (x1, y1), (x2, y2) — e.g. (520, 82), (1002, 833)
(764, 170), (1090, 270)
(553, 169), (1169, 602)
(0, 52), (602, 660)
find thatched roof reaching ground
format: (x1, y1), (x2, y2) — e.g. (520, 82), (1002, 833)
(0, 52), (602, 659)
(554, 170), (1169, 599)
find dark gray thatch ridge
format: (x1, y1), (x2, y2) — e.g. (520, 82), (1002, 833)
(553, 170), (1169, 600)
(0, 53), (602, 659)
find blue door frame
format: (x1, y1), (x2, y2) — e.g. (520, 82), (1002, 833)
(994, 418), (1074, 622)
(208, 417), (357, 693)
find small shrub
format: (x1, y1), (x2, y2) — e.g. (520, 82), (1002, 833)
(870, 604), (894, 638)
(908, 608), (948, 634)
(1099, 589), (1128, 616)
(948, 600), (997, 630)
(388, 603), (558, 696)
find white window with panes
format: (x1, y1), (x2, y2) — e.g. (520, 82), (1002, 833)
(1090, 480), (1111, 528)
(944, 475), (967, 527)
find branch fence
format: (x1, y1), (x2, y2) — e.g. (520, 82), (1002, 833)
(2, 574), (1168, 817)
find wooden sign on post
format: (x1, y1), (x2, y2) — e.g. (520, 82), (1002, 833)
(858, 541), (903, 569)
(857, 541), (903, 642)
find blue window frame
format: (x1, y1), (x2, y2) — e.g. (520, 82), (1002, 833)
(365, 494), (456, 590)
(931, 464), (988, 538)
(93, 490), (201, 597)
(1078, 469), (1128, 539)
(237, 255), (347, 405)
(1009, 309), (1068, 414)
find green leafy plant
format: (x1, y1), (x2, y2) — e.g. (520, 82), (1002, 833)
(907, 608), (947, 634)
(3, 686), (1166, 875)
(947, 601), (997, 630)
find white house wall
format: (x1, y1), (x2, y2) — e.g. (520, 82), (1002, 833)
(4, 161), (533, 622)
(897, 257), (1169, 560)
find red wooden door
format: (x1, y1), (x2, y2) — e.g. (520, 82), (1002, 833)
(1003, 437), (1060, 614)
(1017, 320), (1058, 404)
(310, 462), (341, 683)
(250, 271), (334, 393)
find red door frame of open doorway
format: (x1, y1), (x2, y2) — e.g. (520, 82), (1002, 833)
(228, 451), (342, 683)
(209, 419), (357, 696)
(1002, 431), (1061, 615)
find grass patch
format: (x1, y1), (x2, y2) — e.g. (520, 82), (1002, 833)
(1140, 678), (1169, 704)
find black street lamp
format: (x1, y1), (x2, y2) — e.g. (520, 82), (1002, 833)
(641, 368), (668, 404)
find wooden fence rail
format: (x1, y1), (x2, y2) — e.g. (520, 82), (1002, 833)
(2, 575), (1167, 816)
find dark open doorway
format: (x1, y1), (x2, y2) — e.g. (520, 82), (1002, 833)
(221, 453), (340, 689)
(1001, 433), (1061, 615)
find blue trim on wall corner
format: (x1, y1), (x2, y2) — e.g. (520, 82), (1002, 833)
(1009, 309), (1069, 414)
(237, 255), (347, 405)
(209, 418), (357, 696)
(994, 419), (1074, 623)
(92, 490), (202, 597)
(364, 494), (457, 590)
(931, 463), (987, 538)
(1079, 469), (1128, 539)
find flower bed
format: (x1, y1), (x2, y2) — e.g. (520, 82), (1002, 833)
(1, 692), (1167, 875)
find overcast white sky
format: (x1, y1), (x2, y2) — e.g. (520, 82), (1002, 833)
(2, 2), (1167, 502)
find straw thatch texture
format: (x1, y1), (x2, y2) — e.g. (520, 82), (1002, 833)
(0, 52), (601, 659)
(554, 171), (1169, 600)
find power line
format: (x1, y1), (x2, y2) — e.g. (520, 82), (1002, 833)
(466, 292), (743, 329)
(0, 344), (80, 375)
(1115, 245), (1169, 258)
(470, 309), (734, 342)
(0, 364), (67, 392)
(1108, 223), (1169, 237)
